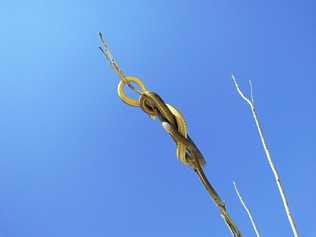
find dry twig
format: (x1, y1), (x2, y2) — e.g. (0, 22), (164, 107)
(231, 75), (300, 237)
(233, 182), (261, 237)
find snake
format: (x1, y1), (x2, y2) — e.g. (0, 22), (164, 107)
(117, 76), (204, 167)
(100, 34), (242, 237)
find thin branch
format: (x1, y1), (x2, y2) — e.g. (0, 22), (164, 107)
(231, 75), (300, 237)
(162, 122), (242, 237)
(233, 182), (261, 237)
(231, 75), (253, 108)
(248, 80), (254, 105)
(98, 32), (141, 94)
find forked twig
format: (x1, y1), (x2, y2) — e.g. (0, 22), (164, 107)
(231, 75), (300, 237)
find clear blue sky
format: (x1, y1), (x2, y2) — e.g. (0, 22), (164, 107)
(0, 0), (315, 236)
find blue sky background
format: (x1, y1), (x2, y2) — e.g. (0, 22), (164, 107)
(0, 0), (315, 236)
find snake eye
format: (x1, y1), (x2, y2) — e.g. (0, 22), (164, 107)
(139, 95), (158, 117)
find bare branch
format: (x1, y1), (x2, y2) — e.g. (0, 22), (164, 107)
(98, 32), (142, 94)
(231, 74), (253, 108)
(233, 182), (261, 237)
(231, 76), (300, 237)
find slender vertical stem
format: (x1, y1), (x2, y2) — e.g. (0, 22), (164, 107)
(194, 160), (242, 237)
(231, 75), (300, 237)
(233, 182), (261, 237)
